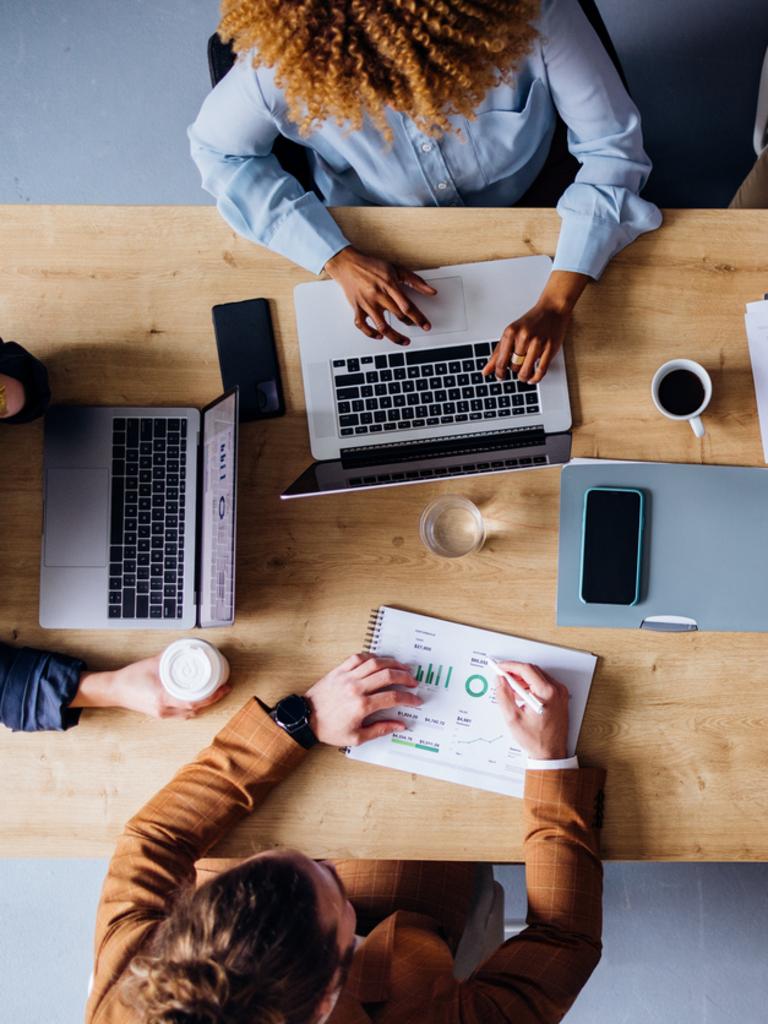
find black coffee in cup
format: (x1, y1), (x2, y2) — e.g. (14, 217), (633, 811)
(657, 369), (705, 416)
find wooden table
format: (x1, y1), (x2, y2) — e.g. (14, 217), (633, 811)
(1, 206), (767, 861)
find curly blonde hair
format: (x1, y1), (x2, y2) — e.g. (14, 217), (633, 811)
(218, 0), (541, 137)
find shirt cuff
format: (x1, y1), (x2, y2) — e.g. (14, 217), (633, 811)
(526, 755), (580, 770)
(265, 194), (351, 275)
(0, 646), (85, 732)
(554, 184), (663, 281)
(552, 208), (620, 280)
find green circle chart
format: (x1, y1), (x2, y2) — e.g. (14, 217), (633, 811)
(465, 674), (489, 698)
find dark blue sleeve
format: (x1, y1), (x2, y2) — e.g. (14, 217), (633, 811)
(0, 642), (86, 732)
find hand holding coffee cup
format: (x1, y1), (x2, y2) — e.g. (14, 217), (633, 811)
(651, 359), (712, 437)
(159, 639), (230, 703)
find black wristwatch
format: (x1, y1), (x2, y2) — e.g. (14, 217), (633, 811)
(267, 695), (318, 749)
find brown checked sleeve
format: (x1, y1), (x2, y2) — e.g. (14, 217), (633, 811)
(85, 700), (307, 1024)
(457, 767), (606, 1024)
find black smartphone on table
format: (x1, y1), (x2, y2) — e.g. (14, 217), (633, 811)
(579, 487), (645, 605)
(212, 298), (285, 421)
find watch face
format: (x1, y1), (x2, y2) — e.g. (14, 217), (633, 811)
(276, 695), (310, 730)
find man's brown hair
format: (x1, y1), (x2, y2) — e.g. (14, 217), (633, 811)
(218, 0), (541, 138)
(123, 855), (342, 1023)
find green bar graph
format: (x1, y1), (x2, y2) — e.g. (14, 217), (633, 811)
(414, 662), (454, 688)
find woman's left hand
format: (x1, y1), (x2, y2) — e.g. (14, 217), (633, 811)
(482, 270), (591, 385)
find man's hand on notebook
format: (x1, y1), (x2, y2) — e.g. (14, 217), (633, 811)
(325, 245), (437, 346)
(482, 270), (590, 384)
(305, 652), (421, 747)
(495, 661), (570, 760)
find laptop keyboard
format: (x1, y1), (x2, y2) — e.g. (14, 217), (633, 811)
(331, 342), (540, 438)
(108, 417), (187, 621)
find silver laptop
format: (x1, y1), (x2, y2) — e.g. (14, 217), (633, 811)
(40, 389), (239, 629)
(283, 256), (572, 498)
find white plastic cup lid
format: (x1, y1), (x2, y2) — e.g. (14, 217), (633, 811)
(159, 640), (227, 702)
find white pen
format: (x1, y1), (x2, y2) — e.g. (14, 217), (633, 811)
(488, 658), (545, 716)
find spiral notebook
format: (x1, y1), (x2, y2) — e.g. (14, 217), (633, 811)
(346, 607), (597, 798)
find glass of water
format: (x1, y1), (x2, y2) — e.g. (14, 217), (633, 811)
(419, 495), (485, 558)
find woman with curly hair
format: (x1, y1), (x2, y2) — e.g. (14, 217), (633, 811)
(190, 0), (661, 384)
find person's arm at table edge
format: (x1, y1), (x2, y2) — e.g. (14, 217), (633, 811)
(86, 697), (306, 1023)
(0, 644), (228, 731)
(188, 58), (350, 276)
(0, 641), (85, 732)
(544, 0), (662, 281)
(458, 766), (605, 1024)
(456, 663), (604, 1023)
(86, 654), (419, 1024)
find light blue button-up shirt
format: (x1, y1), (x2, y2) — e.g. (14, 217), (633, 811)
(189, 0), (662, 279)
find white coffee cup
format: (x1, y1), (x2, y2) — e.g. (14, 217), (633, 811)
(159, 639), (229, 702)
(651, 359), (712, 437)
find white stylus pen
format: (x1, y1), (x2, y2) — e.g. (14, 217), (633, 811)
(489, 658), (545, 716)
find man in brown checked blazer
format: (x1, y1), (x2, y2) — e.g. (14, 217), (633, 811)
(86, 653), (605, 1024)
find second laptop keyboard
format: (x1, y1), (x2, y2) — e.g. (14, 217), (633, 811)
(331, 342), (540, 437)
(108, 416), (187, 621)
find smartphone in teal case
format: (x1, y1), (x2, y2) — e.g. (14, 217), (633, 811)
(579, 487), (645, 605)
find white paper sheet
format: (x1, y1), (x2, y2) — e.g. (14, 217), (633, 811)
(347, 607), (596, 798)
(745, 298), (768, 463)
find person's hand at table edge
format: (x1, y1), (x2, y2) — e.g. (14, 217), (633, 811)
(304, 652), (421, 747)
(483, 270), (591, 384)
(70, 655), (231, 719)
(325, 245), (437, 346)
(496, 661), (570, 761)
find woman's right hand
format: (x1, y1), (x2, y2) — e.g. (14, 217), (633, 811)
(325, 245), (437, 346)
(495, 662), (570, 760)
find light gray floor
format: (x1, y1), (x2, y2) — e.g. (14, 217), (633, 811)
(496, 863), (768, 1024)
(2, 2), (768, 1022)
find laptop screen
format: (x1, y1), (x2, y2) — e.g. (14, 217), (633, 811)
(199, 389), (239, 626)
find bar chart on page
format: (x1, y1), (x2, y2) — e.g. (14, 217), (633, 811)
(414, 663), (454, 688)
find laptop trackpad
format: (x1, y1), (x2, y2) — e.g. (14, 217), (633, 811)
(385, 275), (468, 337)
(44, 468), (109, 567)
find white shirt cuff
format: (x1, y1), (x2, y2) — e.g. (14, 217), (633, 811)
(526, 755), (579, 770)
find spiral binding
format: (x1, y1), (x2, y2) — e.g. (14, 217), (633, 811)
(363, 607), (384, 653)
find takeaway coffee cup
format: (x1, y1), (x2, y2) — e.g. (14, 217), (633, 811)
(159, 639), (229, 702)
(651, 359), (712, 437)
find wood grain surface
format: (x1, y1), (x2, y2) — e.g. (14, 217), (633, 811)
(1, 205), (767, 860)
